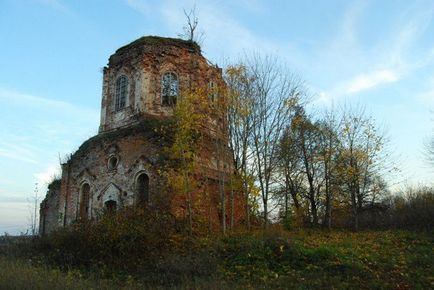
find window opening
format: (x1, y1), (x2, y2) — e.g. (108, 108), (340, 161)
(115, 75), (128, 111)
(208, 81), (218, 102)
(105, 200), (117, 213)
(161, 73), (178, 106)
(79, 183), (90, 220)
(108, 156), (118, 170)
(136, 173), (150, 204)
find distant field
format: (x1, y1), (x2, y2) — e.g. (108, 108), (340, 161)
(0, 230), (433, 289)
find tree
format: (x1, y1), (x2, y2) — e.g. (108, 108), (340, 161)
(247, 55), (305, 227)
(225, 56), (306, 228)
(334, 108), (387, 231)
(291, 111), (325, 226)
(317, 109), (341, 230)
(168, 87), (209, 235)
(277, 120), (304, 223)
(178, 7), (204, 44)
(210, 83), (230, 234)
(224, 64), (256, 230)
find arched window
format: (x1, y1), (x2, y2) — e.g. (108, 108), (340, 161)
(79, 183), (90, 220)
(115, 75), (128, 111)
(161, 72), (178, 106)
(136, 173), (149, 204)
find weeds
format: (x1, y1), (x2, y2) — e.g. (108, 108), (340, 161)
(1, 216), (432, 289)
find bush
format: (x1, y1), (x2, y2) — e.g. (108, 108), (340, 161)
(3, 206), (224, 286)
(281, 213), (293, 231)
(390, 186), (434, 230)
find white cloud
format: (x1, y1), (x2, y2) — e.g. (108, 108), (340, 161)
(315, 1), (434, 102)
(344, 69), (400, 94)
(34, 164), (61, 186)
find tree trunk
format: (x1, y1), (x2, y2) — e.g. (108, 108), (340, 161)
(182, 165), (193, 236)
(310, 194), (318, 226)
(217, 140), (226, 235)
(220, 177), (226, 235)
(230, 176), (234, 229)
(284, 174), (290, 219)
(263, 199), (268, 228)
(243, 179), (251, 231)
(351, 190), (359, 231)
(284, 189), (289, 219)
(323, 164), (332, 230)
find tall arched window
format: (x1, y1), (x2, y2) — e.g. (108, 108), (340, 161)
(115, 75), (128, 111)
(79, 183), (90, 220)
(136, 173), (149, 204)
(208, 81), (218, 102)
(161, 72), (178, 106)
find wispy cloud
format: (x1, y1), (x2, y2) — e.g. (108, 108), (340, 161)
(315, 69), (400, 106)
(0, 87), (98, 117)
(0, 86), (98, 184)
(123, 0), (282, 61)
(332, 0), (367, 52)
(344, 69), (400, 94)
(315, 1), (434, 103)
(384, 4), (434, 68)
(0, 141), (38, 164)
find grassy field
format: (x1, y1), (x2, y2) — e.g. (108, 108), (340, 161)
(0, 229), (432, 289)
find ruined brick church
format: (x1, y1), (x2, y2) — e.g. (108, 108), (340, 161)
(39, 36), (243, 235)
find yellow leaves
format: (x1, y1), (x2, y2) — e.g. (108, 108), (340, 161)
(285, 96), (299, 108)
(225, 64), (247, 80)
(166, 170), (186, 193)
(291, 114), (305, 128)
(170, 87), (211, 162)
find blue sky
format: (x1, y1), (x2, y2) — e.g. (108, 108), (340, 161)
(1, 0), (434, 234)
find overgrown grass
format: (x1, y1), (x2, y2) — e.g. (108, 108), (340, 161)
(1, 226), (432, 289)
(218, 229), (433, 289)
(0, 256), (124, 290)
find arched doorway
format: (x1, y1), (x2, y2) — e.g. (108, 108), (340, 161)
(105, 200), (117, 213)
(79, 183), (90, 220)
(136, 173), (149, 204)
